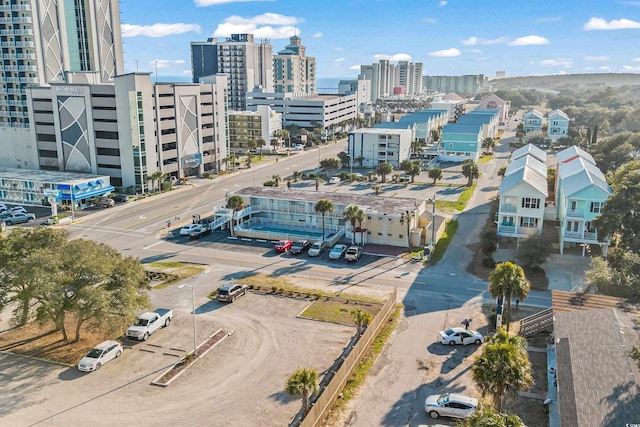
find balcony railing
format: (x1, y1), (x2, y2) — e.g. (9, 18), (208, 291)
(564, 231), (598, 240)
(500, 204), (517, 213)
(566, 210), (584, 218)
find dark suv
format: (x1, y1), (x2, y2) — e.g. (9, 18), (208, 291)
(290, 240), (311, 255)
(217, 283), (247, 303)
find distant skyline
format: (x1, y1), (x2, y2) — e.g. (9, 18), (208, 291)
(120, 0), (640, 81)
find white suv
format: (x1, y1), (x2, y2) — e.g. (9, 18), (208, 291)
(180, 224), (201, 236)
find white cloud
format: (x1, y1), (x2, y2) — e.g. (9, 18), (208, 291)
(584, 56), (609, 62)
(422, 18), (437, 24)
(334, 58), (345, 63)
(313, 32), (323, 38)
(461, 36), (508, 46)
(508, 35), (550, 46)
(150, 59), (170, 68)
(174, 59), (186, 64)
(467, 48), (484, 54)
(349, 65), (361, 70)
(212, 13), (300, 39)
(183, 69), (192, 74)
(583, 17), (640, 30)
(540, 58), (573, 68)
(195, 0), (274, 6)
(373, 53), (413, 62)
(632, 57), (640, 62)
(439, 0), (447, 6)
(122, 23), (201, 38)
(429, 48), (461, 57)
(623, 65), (640, 71)
(599, 66), (612, 71)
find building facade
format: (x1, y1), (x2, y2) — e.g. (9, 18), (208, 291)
(477, 94), (510, 122)
(523, 109), (544, 135)
(228, 105), (281, 153)
(423, 75), (487, 96)
(548, 109), (570, 141)
(348, 127), (412, 169)
(190, 38), (218, 83)
(273, 35), (315, 96)
(358, 59), (423, 102)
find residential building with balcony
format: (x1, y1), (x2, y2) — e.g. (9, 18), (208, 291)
(523, 109), (544, 135)
(457, 109), (500, 140)
(429, 96), (465, 122)
(439, 124), (483, 162)
(348, 127), (412, 169)
(511, 143), (547, 163)
(423, 74), (487, 97)
(548, 109), (570, 141)
(476, 94), (510, 122)
(219, 186), (441, 249)
(397, 110), (449, 143)
(229, 105), (281, 153)
(273, 35), (316, 96)
(556, 146), (612, 255)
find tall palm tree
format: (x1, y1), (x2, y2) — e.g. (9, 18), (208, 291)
(343, 205), (365, 244)
(376, 162), (393, 183)
(351, 308), (373, 334)
(489, 262), (531, 331)
(472, 328), (533, 412)
(285, 368), (319, 417)
(428, 167), (443, 184)
(272, 174), (281, 187)
(226, 195), (244, 237)
(462, 159), (480, 186)
(150, 171), (166, 192)
(314, 199), (334, 240)
(256, 138), (266, 158)
(400, 210), (416, 250)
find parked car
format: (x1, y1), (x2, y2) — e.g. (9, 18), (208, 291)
(189, 224), (210, 239)
(308, 241), (329, 257)
(290, 240), (311, 255)
(438, 327), (483, 346)
(93, 197), (115, 208)
(9, 206), (26, 213)
(0, 203), (6, 213)
(3, 212), (36, 225)
(345, 246), (363, 262)
(328, 177), (341, 184)
(180, 224), (201, 236)
(217, 282), (247, 303)
(424, 393), (478, 419)
(274, 239), (294, 253)
(77, 340), (123, 372)
(125, 309), (173, 341)
(328, 244), (348, 260)
(113, 194), (129, 203)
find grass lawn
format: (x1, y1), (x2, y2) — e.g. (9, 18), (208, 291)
(430, 219), (459, 265)
(144, 262), (206, 289)
(437, 183), (476, 211)
(299, 298), (381, 326)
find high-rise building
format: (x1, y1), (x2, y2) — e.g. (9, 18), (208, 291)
(273, 35), (316, 96)
(190, 34), (273, 111)
(423, 74), (487, 96)
(1, 0), (124, 167)
(358, 59), (423, 102)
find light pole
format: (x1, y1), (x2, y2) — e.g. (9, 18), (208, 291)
(429, 196), (436, 251)
(178, 269), (209, 356)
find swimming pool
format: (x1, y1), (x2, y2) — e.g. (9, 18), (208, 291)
(252, 225), (323, 239)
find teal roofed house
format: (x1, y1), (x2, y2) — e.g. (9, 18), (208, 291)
(439, 123), (483, 162)
(457, 109), (500, 140)
(398, 110), (448, 142)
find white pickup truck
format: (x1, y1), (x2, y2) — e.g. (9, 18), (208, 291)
(125, 308), (173, 341)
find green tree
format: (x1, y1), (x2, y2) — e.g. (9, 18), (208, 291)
(343, 205), (365, 245)
(337, 151), (351, 168)
(547, 167), (556, 193)
(410, 139), (421, 154)
(400, 160), (422, 183)
(246, 137), (257, 153)
(482, 137), (496, 154)
(272, 174), (281, 187)
(372, 184), (382, 196)
(0, 228), (68, 326)
(517, 233), (553, 268)
(585, 246), (640, 298)
(314, 199), (334, 240)
(593, 160), (640, 251)
(400, 210), (416, 250)
(376, 162), (393, 183)
(462, 159), (480, 186)
(285, 368), (319, 417)
(292, 170), (302, 182)
(256, 137), (266, 157)
(319, 158), (341, 179)
(150, 171), (166, 192)
(590, 132), (640, 174)
(458, 404), (526, 427)
(226, 195), (245, 237)
(351, 308), (373, 334)
(428, 167), (443, 184)
(430, 128), (441, 142)
(489, 262), (531, 331)
(472, 328), (533, 412)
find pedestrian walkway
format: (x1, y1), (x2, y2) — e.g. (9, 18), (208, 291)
(547, 344), (560, 427)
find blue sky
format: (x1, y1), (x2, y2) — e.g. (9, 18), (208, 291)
(119, 0), (640, 81)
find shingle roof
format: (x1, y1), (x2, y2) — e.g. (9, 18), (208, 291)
(554, 308), (640, 427)
(557, 146), (596, 165)
(505, 154), (547, 178)
(511, 143), (547, 163)
(499, 166), (548, 196)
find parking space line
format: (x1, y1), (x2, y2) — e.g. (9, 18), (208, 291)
(163, 353), (182, 358)
(139, 348), (156, 353)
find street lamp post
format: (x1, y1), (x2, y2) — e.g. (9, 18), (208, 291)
(178, 269), (209, 356)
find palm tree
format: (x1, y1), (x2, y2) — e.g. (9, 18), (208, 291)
(314, 199), (334, 240)
(343, 205), (365, 244)
(272, 174), (281, 187)
(247, 137), (257, 154)
(149, 171), (166, 192)
(351, 308), (373, 334)
(472, 328), (533, 412)
(256, 138), (266, 158)
(458, 401), (526, 426)
(400, 210), (416, 250)
(285, 368), (319, 417)
(400, 160), (422, 183)
(376, 162), (393, 183)
(428, 167), (443, 184)
(462, 159), (480, 186)
(319, 158), (341, 179)
(372, 184), (382, 196)
(226, 195), (244, 237)
(489, 262), (531, 331)
(482, 137), (496, 154)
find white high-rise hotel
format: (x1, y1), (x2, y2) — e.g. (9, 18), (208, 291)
(359, 59), (423, 102)
(0, 0), (123, 167)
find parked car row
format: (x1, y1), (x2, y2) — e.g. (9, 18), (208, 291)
(274, 240), (363, 262)
(0, 210), (36, 225)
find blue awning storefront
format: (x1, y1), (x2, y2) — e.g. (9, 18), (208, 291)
(60, 186), (115, 201)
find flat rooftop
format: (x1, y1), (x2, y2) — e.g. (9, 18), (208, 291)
(0, 167), (108, 184)
(233, 186), (424, 213)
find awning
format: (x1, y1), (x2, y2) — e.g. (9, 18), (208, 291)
(60, 186), (115, 201)
(74, 182), (89, 190)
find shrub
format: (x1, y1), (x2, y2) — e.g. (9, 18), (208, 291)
(263, 180), (277, 187)
(161, 181), (173, 191)
(482, 256), (496, 269)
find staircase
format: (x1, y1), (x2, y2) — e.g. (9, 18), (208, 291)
(518, 307), (554, 337)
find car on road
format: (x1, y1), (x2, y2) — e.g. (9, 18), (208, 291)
(3, 212), (36, 225)
(180, 223), (201, 236)
(438, 327), (483, 346)
(217, 282), (248, 303)
(328, 177), (341, 184)
(113, 194), (129, 203)
(308, 240), (329, 257)
(293, 144), (305, 151)
(290, 240), (311, 255)
(189, 224), (211, 239)
(345, 246), (363, 262)
(77, 340), (123, 372)
(274, 239), (294, 253)
(424, 393), (478, 419)
(9, 206), (26, 213)
(93, 197), (115, 208)
(328, 244), (348, 260)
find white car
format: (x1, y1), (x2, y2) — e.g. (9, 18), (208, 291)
(328, 244), (348, 260)
(328, 177), (341, 184)
(424, 393), (478, 419)
(9, 206), (26, 213)
(438, 327), (483, 346)
(308, 241), (328, 257)
(180, 224), (201, 236)
(77, 340), (123, 372)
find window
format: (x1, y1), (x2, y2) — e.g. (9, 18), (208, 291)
(522, 198), (540, 209)
(566, 221), (579, 232)
(520, 217), (538, 228)
(570, 200), (577, 211)
(590, 202), (603, 214)
(95, 130), (119, 139)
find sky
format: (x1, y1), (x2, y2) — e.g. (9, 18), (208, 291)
(118, 0), (640, 83)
